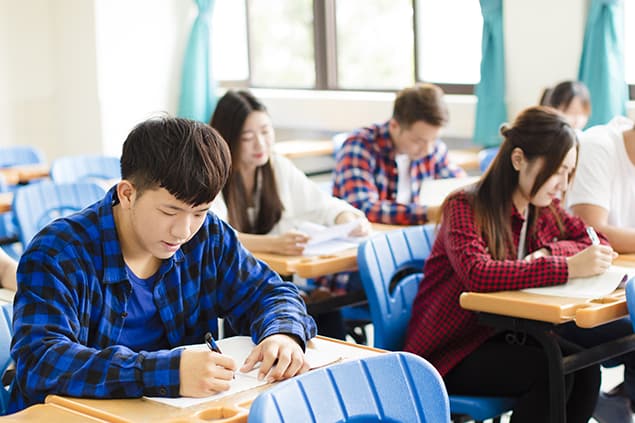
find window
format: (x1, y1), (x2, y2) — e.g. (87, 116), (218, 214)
(247, 0), (315, 88)
(415, 0), (482, 91)
(336, 0), (414, 90)
(213, 0), (482, 93)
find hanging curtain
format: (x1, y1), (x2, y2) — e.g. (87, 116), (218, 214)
(472, 0), (507, 147)
(578, 0), (627, 127)
(178, 0), (216, 123)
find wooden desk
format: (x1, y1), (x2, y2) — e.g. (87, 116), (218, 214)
(459, 255), (635, 423)
(0, 164), (49, 185)
(45, 337), (382, 423)
(273, 139), (333, 159)
(253, 223), (404, 278)
(0, 403), (109, 422)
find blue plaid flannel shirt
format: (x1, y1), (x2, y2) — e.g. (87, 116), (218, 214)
(9, 187), (316, 412)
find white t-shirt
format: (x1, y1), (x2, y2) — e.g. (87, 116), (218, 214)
(211, 154), (364, 235)
(395, 154), (412, 204)
(567, 116), (635, 227)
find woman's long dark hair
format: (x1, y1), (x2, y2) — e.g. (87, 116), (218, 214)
(470, 106), (579, 259)
(210, 90), (283, 234)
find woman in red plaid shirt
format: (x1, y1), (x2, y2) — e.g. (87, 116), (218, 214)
(405, 106), (620, 422)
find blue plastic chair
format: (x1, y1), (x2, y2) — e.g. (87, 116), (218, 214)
(0, 146), (44, 168)
(477, 147), (499, 173)
(12, 181), (106, 247)
(0, 303), (13, 415)
(50, 155), (120, 185)
(248, 351), (450, 423)
(357, 224), (516, 423)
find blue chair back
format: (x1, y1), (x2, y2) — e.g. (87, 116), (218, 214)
(0, 146), (44, 168)
(12, 181), (106, 247)
(357, 224), (516, 421)
(248, 351), (450, 423)
(50, 155), (120, 185)
(357, 224), (434, 350)
(0, 303), (13, 414)
(478, 147), (500, 173)
(626, 279), (635, 325)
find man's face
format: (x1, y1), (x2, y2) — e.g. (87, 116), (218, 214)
(390, 119), (442, 160)
(125, 186), (211, 260)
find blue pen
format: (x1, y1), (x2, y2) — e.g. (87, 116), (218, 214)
(586, 226), (600, 246)
(205, 332), (223, 354)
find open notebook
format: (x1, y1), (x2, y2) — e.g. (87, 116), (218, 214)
(145, 336), (344, 408)
(296, 220), (367, 256)
(522, 265), (632, 298)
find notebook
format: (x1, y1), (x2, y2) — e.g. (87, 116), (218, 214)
(522, 265), (631, 299)
(144, 336), (344, 408)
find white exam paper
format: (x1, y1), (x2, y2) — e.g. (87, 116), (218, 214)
(522, 265), (631, 299)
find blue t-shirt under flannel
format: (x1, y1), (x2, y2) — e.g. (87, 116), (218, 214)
(9, 187), (316, 412)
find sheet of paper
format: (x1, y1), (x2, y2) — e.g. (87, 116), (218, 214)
(522, 265), (631, 298)
(418, 176), (479, 206)
(144, 336), (345, 408)
(296, 221), (367, 256)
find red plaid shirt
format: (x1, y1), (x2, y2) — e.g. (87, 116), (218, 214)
(332, 121), (466, 225)
(404, 190), (608, 376)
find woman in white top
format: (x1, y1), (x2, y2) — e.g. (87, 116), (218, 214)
(209, 91), (370, 339)
(209, 90), (369, 253)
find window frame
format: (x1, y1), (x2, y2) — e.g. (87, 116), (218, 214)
(240, 0), (475, 94)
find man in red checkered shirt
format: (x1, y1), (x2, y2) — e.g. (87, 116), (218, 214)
(332, 83), (466, 225)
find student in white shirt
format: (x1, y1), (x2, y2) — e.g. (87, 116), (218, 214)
(209, 90), (370, 339)
(567, 116), (635, 422)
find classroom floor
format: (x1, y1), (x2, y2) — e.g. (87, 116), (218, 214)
(348, 325), (631, 422)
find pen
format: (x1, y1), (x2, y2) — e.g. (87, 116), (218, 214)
(205, 332), (223, 354)
(586, 226), (600, 246)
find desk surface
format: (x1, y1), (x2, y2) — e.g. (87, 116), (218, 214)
(273, 139), (333, 159)
(460, 254), (635, 328)
(0, 403), (109, 422)
(253, 223), (404, 278)
(45, 337), (382, 423)
(0, 164), (49, 185)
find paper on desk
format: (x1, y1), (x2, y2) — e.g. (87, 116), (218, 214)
(418, 176), (479, 205)
(297, 221), (367, 256)
(522, 265), (631, 298)
(144, 336), (344, 408)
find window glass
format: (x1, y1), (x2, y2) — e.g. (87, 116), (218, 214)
(248, 0), (315, 88)
(415, 0), (482, 84)
(212, 0), (249, 81)
(336, 0), (414, 90)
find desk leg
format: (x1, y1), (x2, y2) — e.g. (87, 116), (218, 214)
(528, 330), (567, 423)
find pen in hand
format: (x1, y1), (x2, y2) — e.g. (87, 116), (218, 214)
(205, 332), (235, 379)
(586, 226), (600, 246)
(205, 332), (223, 354)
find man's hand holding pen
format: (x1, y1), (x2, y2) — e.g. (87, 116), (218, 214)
(178, 333), (237, 397)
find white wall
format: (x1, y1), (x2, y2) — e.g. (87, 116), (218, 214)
(0, 0), (633, 162)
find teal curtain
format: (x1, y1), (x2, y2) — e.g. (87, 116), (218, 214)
(178, 0), (216, 123)
(472, 0), (507, 147)
(578, 0), (627, 127)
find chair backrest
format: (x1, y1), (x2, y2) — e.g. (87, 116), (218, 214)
(12, 181), (106, 247)
(50, 155), (120, 184)
(478, 147), (499, 173)
(357, 224), (435, 350)
(0, 146), (44, 168)
(248, 351), (450, 423)
(0, 303), (13, 415)
(626, 279), (635, 326)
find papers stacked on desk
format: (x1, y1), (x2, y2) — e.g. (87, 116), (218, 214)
(145, 336), (344, 408)
(297, 221), (367, 256)
(522, 265), (631, 299)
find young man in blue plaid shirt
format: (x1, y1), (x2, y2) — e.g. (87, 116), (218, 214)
(8, 117), (317, 412)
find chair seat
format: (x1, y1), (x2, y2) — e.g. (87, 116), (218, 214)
(450, 395), (516, 421)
